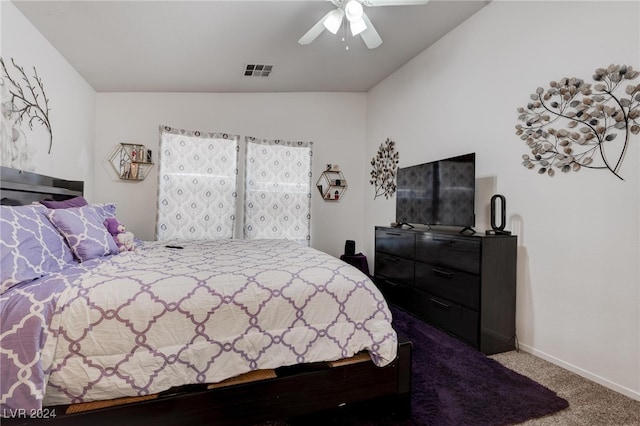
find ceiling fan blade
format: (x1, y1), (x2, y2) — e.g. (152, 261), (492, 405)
(360, 12), (382, 49)
(362, 0), (429, 6)
(298, 10), (334, 45)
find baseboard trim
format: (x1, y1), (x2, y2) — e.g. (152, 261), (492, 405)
(518, 343), (640, 402)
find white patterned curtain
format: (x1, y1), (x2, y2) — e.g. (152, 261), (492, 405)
(156, 126), (239, 240)
(244, 137), (312, 245)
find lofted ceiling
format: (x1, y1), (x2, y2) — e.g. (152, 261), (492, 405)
(11, 0), (490, 93)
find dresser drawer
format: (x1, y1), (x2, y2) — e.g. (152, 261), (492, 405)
(415, 234), (480, 274)
(414, 292), (479, 347)
(374, 278), (414, 311)
(414, 262), (480, 310)
(375, 229), (415, 258)
(375, 252), (414, 284)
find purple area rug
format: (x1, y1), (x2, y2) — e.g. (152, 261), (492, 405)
(389, 305), (569, 425)
(292, 305), (568, 426)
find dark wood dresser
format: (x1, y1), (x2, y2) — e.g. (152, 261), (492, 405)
(374, 226), (517, 355)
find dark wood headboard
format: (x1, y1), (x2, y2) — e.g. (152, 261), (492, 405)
(0, 166), (84, 206)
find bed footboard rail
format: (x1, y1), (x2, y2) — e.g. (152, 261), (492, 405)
(2, 340), (412, 426)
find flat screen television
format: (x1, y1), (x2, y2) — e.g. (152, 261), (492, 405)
(395, 153), (475, 229)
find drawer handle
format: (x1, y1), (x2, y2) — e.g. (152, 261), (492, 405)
(384, 279), (399, 287)
(433, 238), (454, 244)
(432, 268), (453, 279)
(430, 298), (451, 310)
(385, 232), (403, 236)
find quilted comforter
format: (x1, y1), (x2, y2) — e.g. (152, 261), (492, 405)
(0, 239), (397, 413)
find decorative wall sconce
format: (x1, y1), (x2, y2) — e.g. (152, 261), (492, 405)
(516, 64), (639, 180)
(317, 164), (348, 201)
(108, 143), (154, 181)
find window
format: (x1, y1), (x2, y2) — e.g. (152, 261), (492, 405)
(244, 137), (312, 245)
(156, 126), (239, 240)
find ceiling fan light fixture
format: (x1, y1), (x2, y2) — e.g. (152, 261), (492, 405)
(323, 8), (344, 34)
(350, 18), (367, 36)
(344, 0), (364, 22)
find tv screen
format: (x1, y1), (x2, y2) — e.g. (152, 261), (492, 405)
(395, 153), (475, 228)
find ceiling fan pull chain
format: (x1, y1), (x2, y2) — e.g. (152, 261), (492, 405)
(342, 17), (349, 50)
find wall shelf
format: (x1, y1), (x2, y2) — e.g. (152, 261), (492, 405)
(316, 166), (347, 201)
(108, 143), (154, 181)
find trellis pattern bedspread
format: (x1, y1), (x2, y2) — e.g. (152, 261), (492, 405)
(0, 239), (397, 412)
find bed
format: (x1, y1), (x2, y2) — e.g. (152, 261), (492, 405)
(0, 166), (412, 425)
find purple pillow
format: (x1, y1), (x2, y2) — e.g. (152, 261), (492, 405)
(91, 203), (117, 221)
(1, 205), (77, 294)
(39, 197), (117, 223)
(40, 196), (89, 209)
(47, 206), (119, 262)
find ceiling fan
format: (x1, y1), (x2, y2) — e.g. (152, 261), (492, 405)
(298, 0), (429, 49)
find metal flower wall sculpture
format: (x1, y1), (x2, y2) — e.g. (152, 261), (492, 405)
(1, 57), (53, 155)
(370, 138), (399, 199)
(516, 64), (640, 180)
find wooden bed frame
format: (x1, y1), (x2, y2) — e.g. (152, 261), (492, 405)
(1, 166), (413, 425)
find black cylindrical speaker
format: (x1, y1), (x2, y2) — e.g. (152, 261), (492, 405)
(490, 194), (506, 231)
(345, 240), (356, 256)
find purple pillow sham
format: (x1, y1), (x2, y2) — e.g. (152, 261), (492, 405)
(40, 196), (89, 209)
(0, 205), (77, 294)
(39, 197), (117, 223)
(91, 203), (117, 222)
(47, 206), (119, 262)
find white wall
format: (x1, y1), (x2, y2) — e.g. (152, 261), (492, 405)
(1, 2), (96, 196)
(364, 1), (640, 399)
(95, 93), (366, 256)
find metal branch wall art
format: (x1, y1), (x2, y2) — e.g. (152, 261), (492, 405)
(516, 64), (640, 180)
(370, 138), (399, 199)
(1, 57), (53, 163)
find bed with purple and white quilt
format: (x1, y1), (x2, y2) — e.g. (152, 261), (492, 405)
(1, 230), (397, 414)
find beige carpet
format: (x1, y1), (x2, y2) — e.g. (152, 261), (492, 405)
(490, 351), (640, 425)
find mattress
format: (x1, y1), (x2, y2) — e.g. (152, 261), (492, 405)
(0, 239), (397, 412)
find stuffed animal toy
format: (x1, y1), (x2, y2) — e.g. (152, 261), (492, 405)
(104, 217), (136, 252)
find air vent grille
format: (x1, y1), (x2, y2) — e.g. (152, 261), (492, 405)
(244, 64), (273, 77)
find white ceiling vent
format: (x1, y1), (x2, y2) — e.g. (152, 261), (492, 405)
(244, 64), (273, 77)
